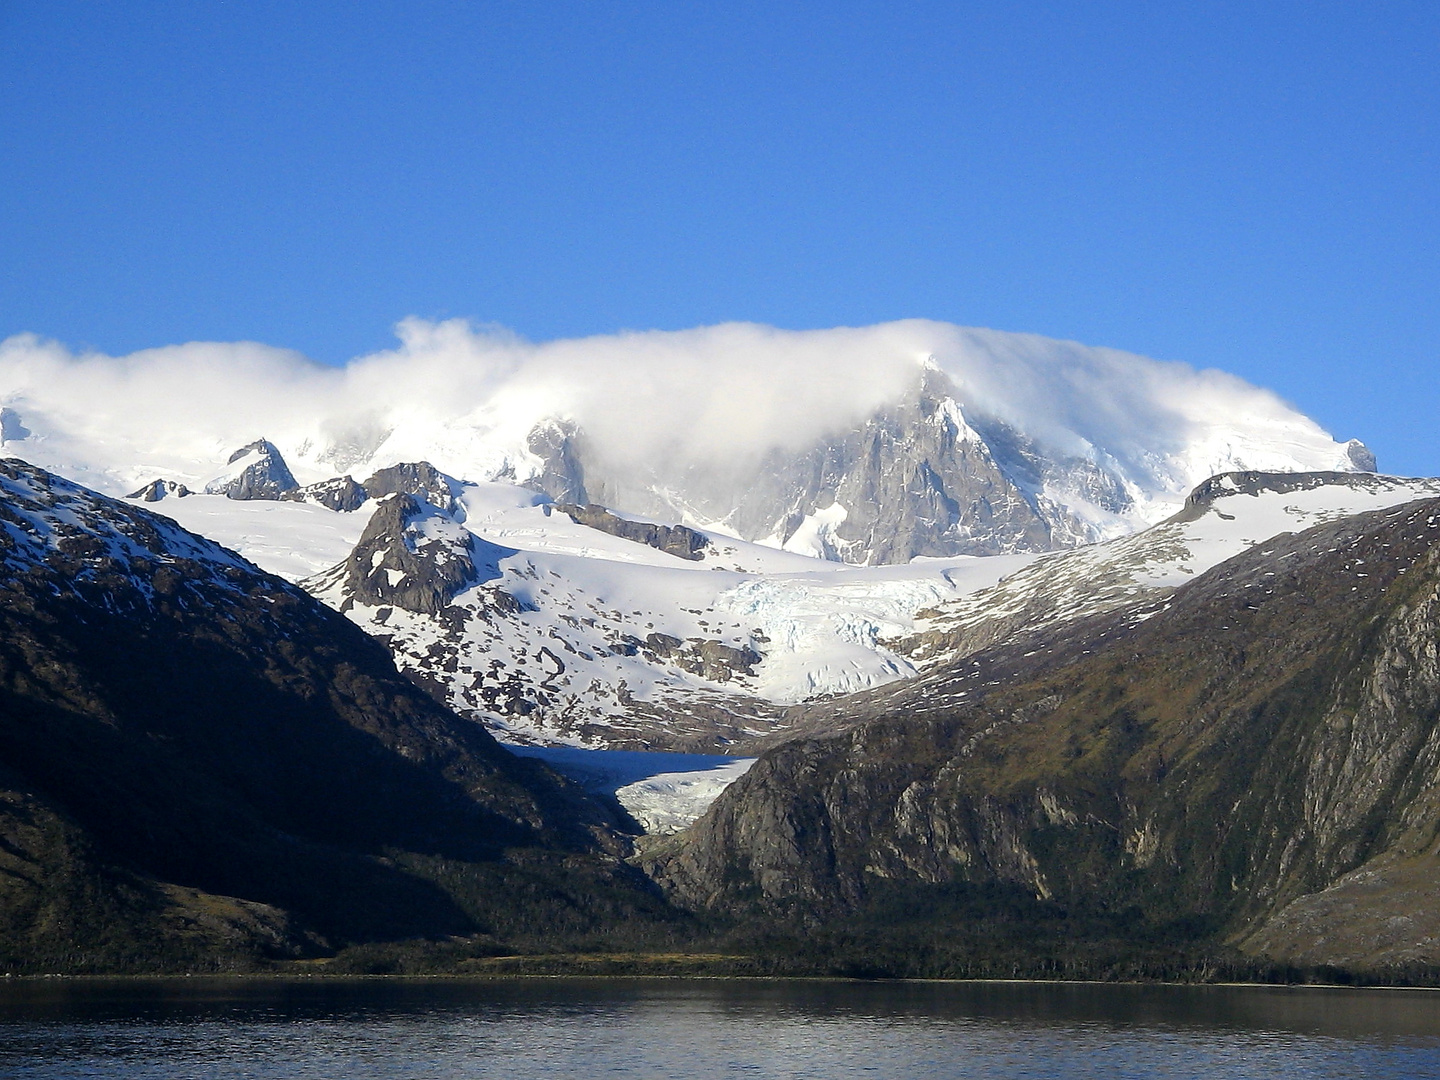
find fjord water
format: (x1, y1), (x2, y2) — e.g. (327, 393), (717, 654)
(3, 979), (1438, 1078)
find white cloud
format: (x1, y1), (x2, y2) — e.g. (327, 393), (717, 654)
(0, 318), (1354, 504)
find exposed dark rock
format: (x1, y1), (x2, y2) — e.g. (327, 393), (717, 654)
(644, 495), (1440, 972)
(638, 632), (761, 681)
(283, 475), (368, 512)
(126, 478), (191, 502)
(0, 458), (661, 971)
(341, 494), (488, 615)
(362, 461), (457, 513)
(555, 503), (709, 561)
(206, 439), (299, 500)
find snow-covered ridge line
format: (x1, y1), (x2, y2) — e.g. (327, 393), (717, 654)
(901, 471), (1440, 668)
(0, 456), (258, 603)
(1, 319), (1370, 565)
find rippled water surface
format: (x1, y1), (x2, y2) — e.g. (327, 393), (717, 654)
(3, 977), (1439, 1078)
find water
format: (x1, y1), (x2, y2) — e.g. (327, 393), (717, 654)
(3, 977), (1439, 1078)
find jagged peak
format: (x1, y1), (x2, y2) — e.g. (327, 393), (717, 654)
(205, 438), (299, 500)
(361, 461), (459, 515)
(1345, 438), (1378, 473)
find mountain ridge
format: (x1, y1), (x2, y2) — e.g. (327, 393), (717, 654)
(641, 494), (1440, 973)
(1, 321), (1374, 566)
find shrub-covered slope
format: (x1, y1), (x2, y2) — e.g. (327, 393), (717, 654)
(646, 496), (1440, 973)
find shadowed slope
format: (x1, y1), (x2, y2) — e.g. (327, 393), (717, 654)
(0, 459), (668, 971)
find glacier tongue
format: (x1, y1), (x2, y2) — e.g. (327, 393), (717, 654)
(505, 745), (756, 835)
(295, 479), (1034, 750)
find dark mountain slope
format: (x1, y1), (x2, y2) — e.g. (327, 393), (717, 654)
(645, 496), (1440, 973)
(0, 459), (667, 971)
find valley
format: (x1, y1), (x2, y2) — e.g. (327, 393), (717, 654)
(3, 334), (1439, 980)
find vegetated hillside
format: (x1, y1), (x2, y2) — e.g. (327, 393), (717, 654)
(0, 459), (673, 973)
(645, 496), (1440, 978)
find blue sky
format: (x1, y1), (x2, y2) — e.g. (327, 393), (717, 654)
(3, 1), (1437, 474)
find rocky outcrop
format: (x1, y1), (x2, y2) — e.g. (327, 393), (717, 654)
(361, 461), (457, 513)
(554, 503), (709, 560)
(283, 475), (368, 512)
(1346, 438), (1378, 472)
(339, 494), (484, 615)
(126, 478), (191, 502)
(625, 633), (761, 682)
(205, 439), (299, 500)
(644, 495), (1440, 971)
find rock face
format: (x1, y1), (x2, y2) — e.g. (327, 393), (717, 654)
(555, 503), (709, 561)
(126, 478), (191, 502)
(339, 494), (486, 616)
(205, 439), (299, 500)
(717, 378), (1063, 562)
(523, 369), (1213, 564)
(526, 420), (589, 506)
(283, 475), (368, 512)
(362, 461), (457, 513)
(645, 495), (1440, 973)
(0, 459), (657, 971)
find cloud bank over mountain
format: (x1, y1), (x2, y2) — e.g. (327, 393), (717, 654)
(0, 318), (1363, 505)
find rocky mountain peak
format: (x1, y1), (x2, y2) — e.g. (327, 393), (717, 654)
(340, 493), (485, 615)
(520, 368), (1126, 564)
(361, 461), (458, 514)
(205, 438), (299, 500)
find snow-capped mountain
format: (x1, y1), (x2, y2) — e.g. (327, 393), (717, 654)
(103, 430), (1437, 752)
(0, 317), (1404, 754)
(0, 320), (1373, 565)
(525, 364), (1374, 564)
(295, 476), (1031, 749)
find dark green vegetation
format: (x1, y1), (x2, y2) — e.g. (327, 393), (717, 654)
(645, 496), (1440, 982)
